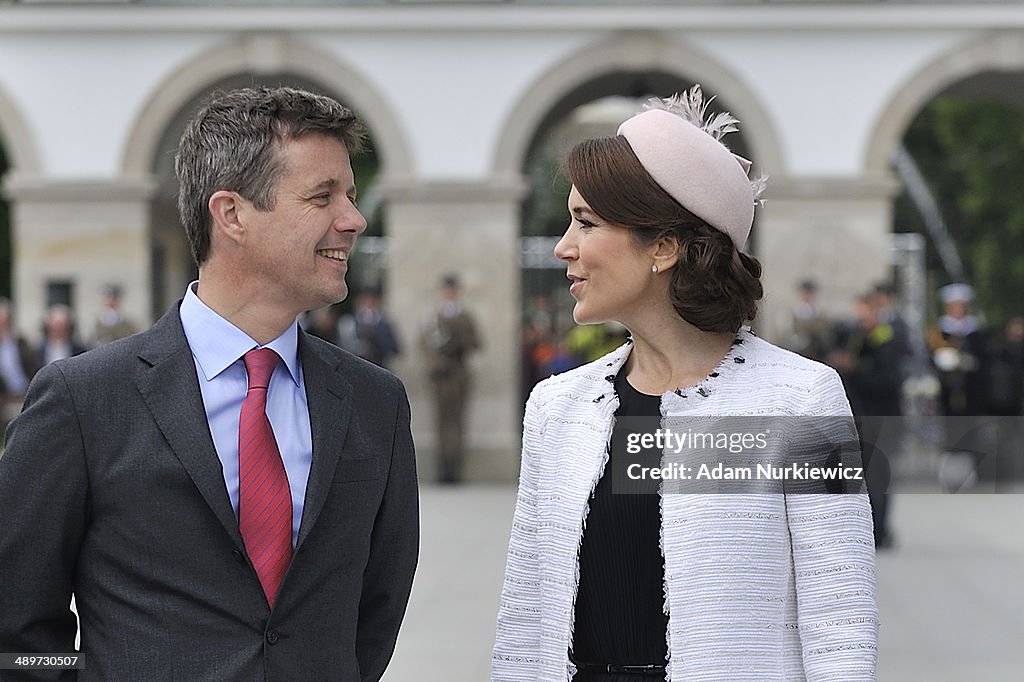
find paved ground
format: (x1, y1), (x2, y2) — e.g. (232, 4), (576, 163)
(383, 484), (1024, 682)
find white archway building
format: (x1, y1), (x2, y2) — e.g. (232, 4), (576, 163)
(2, 1), (1023, 479)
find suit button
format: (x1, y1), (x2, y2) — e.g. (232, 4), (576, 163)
(266, 631), (280, 645)
(231, 549), (246, 564)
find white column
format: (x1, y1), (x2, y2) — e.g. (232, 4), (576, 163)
(382, 178), (527, 483)
(756, 174), (901, 343)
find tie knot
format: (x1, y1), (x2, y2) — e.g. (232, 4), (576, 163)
(243, 348), (281, 390)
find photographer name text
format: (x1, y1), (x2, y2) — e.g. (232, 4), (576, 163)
(626, 462), (864, 481)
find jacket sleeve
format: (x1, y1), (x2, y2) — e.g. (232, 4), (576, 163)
(0, 363), (86, 681)
(786, 368), (879, 680)
(491, 389), (544, 681)
(356, 386), (419, 682)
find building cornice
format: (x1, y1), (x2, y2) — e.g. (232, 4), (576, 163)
(379, 176), (528, 204)
(2, 5), (1024, 33)
(1, 174), (158, 202)
(766, 174), (902, 202)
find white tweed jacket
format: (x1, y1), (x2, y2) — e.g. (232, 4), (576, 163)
(492, 329), (878, 681)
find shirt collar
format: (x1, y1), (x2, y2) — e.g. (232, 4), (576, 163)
(179, 282), (301, 386)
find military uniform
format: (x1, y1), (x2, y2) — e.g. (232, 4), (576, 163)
(422, 301), (480, 482)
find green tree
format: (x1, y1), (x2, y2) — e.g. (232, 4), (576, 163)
(896, 96), (1024, 326)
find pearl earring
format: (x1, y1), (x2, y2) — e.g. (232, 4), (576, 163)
(651, 265), (658, 274)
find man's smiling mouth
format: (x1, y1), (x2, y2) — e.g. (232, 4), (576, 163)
(317, 248), (348, 262)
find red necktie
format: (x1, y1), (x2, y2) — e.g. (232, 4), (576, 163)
(238, 348), (292, 609)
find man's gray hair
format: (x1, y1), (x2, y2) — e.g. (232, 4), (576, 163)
(174, 86), (365, 266)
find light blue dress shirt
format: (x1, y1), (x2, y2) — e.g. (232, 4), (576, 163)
(179, 283), (312, 546)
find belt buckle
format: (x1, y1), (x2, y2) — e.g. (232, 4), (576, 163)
(612, 663), (664, 674)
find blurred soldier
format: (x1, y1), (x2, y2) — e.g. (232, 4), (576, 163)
(782, 279), (831, 361)
(832, 295), (900, 548)
(421, 274), (480, 483)
(39, 303), (89, 366)
(929, 283), (989, 417)
(303, 306), (340, 345)
(986, 316), (1024, 484)
(338, 285), (401, 368)
(93, 284), (138, 346)
(929, 283), (995, 485)
(988, 316), (1024, 417)
(871, 282), (910, 361)
(521, 294), (557, 402)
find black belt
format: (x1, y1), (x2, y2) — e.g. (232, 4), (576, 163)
(574, 662), (666, 675)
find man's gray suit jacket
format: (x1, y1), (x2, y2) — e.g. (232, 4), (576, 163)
(0, 304), (419, 681)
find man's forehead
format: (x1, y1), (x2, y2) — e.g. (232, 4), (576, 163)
(277, 138), (355, 187)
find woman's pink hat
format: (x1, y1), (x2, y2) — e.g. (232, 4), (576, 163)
(617, 85), (767, 249)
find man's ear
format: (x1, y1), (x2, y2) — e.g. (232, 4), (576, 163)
(208, 190), (247, 247)
(652, 234), (680, 273)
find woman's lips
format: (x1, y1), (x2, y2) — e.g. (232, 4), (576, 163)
(567, 275), (584, 297)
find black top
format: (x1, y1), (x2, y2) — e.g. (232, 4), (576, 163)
(571, 370), (669, 677)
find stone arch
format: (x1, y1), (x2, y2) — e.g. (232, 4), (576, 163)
(491, 31), (784, 181)
(122, 33), (413, 179)
(0, 81), (42, 175)
(865, 30), (1024, 175)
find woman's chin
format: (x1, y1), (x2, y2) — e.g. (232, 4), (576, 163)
(571, 305), (604, 326)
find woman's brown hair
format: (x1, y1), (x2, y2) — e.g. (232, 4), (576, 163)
(564, 135), (763, 333)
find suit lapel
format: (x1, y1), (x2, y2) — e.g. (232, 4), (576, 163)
(134, 307), (243, 548)
(296, 333), (353, 548)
